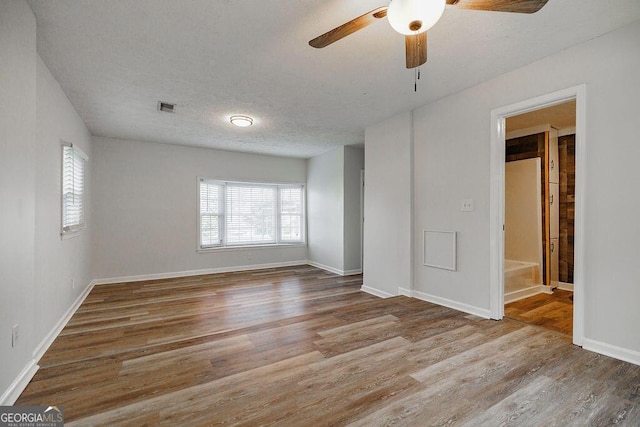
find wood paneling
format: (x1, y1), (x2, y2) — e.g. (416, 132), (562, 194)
(17, 266), (640, 425)
(559, 134), (576, 283)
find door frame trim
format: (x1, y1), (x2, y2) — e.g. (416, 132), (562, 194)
(489, 84), (586, 346)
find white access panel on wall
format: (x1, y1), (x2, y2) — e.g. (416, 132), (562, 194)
(423, 230), (457, 271)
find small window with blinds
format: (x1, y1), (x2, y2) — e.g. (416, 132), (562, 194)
(279, 186), (303, 242)
(61, 142), (88, 236)
(199, 180), (224, 247)
(198, 179), (305, 249)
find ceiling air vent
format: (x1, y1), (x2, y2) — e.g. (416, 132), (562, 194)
(157, 101), (176, 113)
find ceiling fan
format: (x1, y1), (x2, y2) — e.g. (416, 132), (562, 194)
(309, 0), (550, 69)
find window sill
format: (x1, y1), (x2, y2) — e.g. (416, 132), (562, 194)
(61, 228), (85, 240)
(197, 243), (307, 254)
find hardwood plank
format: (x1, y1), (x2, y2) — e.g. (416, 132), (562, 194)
(505, 289), (574, 335)
(16, 266), (640, 425)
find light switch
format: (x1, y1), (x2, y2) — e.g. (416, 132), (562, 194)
(461, 198), (474, 212)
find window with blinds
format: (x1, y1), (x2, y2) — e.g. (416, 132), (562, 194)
(198, 179), (305, 249)
(61, 143), (87, 235)
(199, 181), (223, 247)
(226, 184), (276, 245)
(279, 186), (303, 242)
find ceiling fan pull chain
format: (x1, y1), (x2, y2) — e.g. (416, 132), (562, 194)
(412, 30), (422, 92)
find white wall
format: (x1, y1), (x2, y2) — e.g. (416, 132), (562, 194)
(307, 147), (345, 272)
(307, 146), (364, 275)
(407, 20), (640, 353)
(0, 0), (37, 401)
(343, 146), (364, 273)
(1, 1), (94, 403)
(34, 54), (94, 351)
(363, 112), (412, 297)
(505, 158), (542, 265)
(91, 137), (307, 280)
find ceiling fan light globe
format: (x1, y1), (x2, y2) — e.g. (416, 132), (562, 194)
(387, 0), (445, 35)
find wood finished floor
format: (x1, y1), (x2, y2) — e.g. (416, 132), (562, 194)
(17, 266), (640, 426)
(505, 289), (574, 336)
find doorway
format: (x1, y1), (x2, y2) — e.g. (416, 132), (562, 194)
(360, 169), (365, 271)
(489, 85), (586, 346)
(502, 102), (576, 336)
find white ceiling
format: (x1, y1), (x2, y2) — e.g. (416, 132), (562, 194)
(28, 0), (640, 158)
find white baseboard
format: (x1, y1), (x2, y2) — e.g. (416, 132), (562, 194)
(94, 260), (363, 287)
(1, 280), (96, 406)
(2, 261), (311, 403)
(557, 282), (574, 291)
(0, 359), (38, 406)
(32, 281), (95, 361)
(504, 285), (551, 304)
(360, 285), (395, 299)
(398, 287), (412, 297)
(411, 290), (492, 319)
(306, 260), (361, 277)
(583, 338), (640, 367)
(93, 260), (309, 285)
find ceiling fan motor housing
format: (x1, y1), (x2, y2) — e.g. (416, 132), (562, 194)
(409, 20), (423, 31)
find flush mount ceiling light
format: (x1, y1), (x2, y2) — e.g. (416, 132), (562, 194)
(229, 115), (254, 127)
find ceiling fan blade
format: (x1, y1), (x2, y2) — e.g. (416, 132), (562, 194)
(309, 6), (388, 48)
(405, 32), (427, 69)
(445, 0), (549, 14)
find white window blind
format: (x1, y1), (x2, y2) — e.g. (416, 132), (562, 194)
(199, 180), (223, 247)
(198, 180), (305, 249)
(61, 143), (87, 234)
(279, 186), (303, 242)
(226, 184), (276, 245)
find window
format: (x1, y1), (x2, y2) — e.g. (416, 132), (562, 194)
(225, 184), (276, 245)
(279, 185), (304, 242)
(198, 179), (305, 249)
(199, 181), (223, 246)
(61, 142), (87, 235)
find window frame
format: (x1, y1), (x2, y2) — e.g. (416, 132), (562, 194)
(60, 141), (88, 239)
(197, 178), (306, 252)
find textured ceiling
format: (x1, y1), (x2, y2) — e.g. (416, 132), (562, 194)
(28, 0), (640, 158)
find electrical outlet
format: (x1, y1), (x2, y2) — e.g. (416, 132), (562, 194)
(12, 324), (19, 347)
(461, 198), (474, 212)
